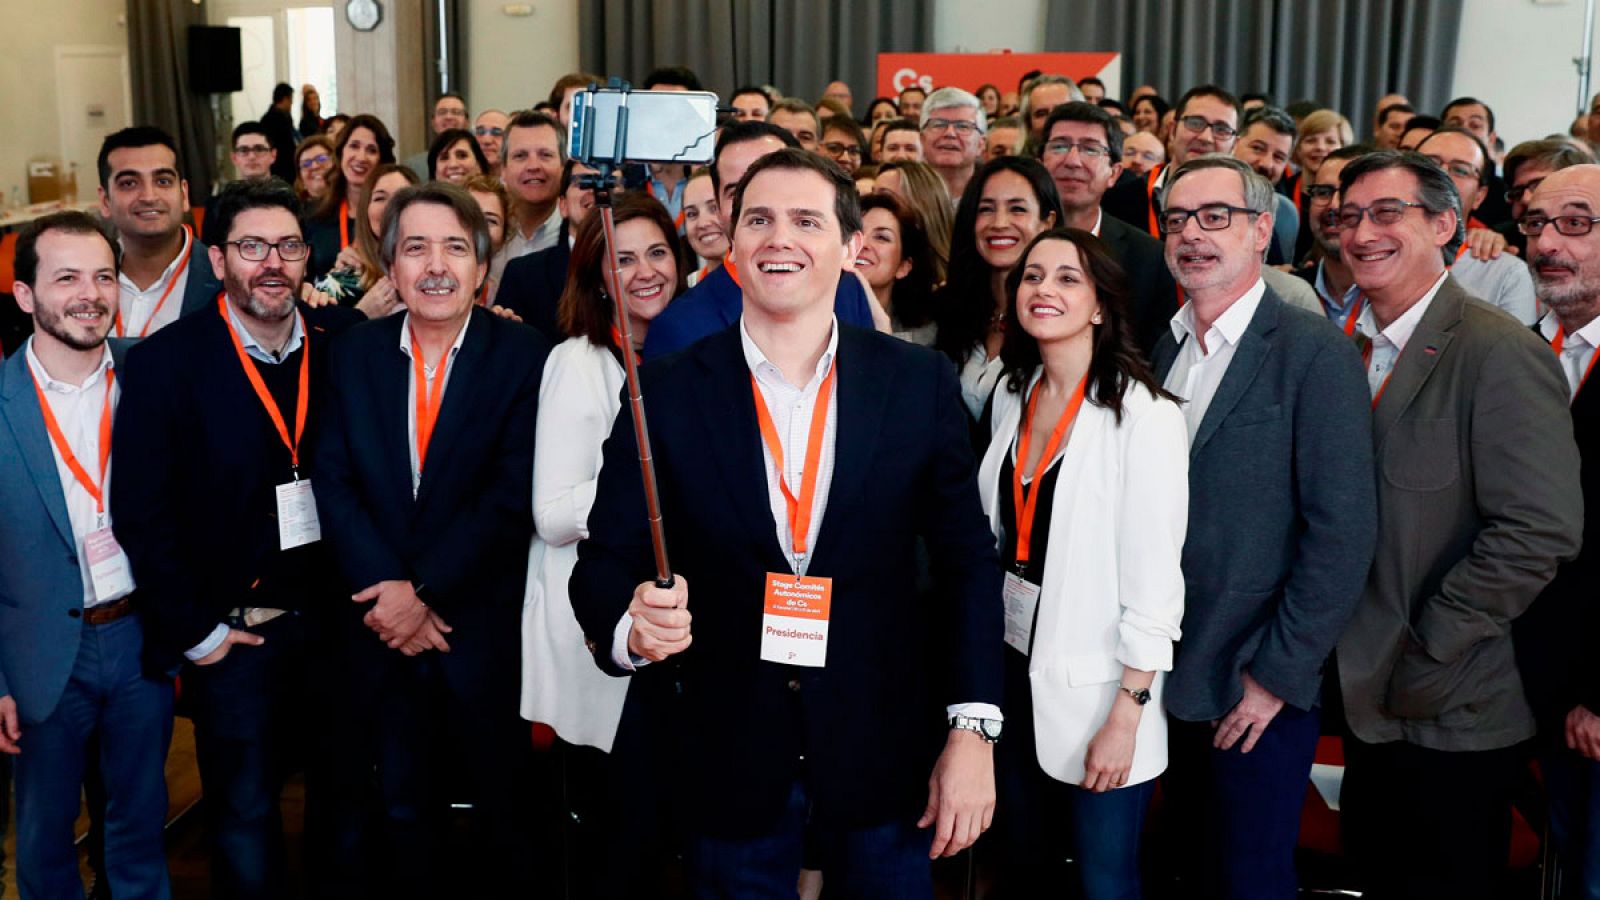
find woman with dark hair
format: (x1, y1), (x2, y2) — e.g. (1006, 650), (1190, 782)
(1132, 94), (1170, 137)
(294, 134), (335, 202)
(934, 156), (1063, 417)
(865, 96), (899, 125)
(977, 227), (1187, 900)
(427, 128), (491, 185)
(857, 193), (937, 345)
(299, 84), (325, 136)
(977, 83), (1002, 118)
(303, 113), (396, 279)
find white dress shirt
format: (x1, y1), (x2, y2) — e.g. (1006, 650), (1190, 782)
(398, 313), (471, 496)
(489, 207), (563, 287)
(1355, 272), (1448, 398)
(1451, 251), (1538, 325)
(960, 344), (1006, 420)
(117, 226), (193, 337)
(1162, 277), (1267, 440)
(24, 339), (127, 609)
(1538, 312), (1600, 399)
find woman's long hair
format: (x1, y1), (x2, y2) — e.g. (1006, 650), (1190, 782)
(353, 163), (419, 289)
(557, 193), (687, 357)
(999, 228), (1175, 422)
(313, 113), (396, 222)
(859, 193), (937, 330)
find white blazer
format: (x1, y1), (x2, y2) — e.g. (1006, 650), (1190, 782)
(520, 337), (630, 751)
(977, 371), (1189, 787)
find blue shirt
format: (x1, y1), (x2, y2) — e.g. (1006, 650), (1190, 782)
(641, 263), (875, 360)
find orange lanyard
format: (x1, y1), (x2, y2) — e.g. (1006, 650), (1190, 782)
(1449, 242), (1470, 268)
(1330, 295), (1364, 336)
(1291, 172), (1304, 217)
(31, 366), (115, 516)
(751, 360), (836, 561)
(409, 323), (451, 472)
(338, 200), (351, 250)
(1551, 325), (1600, 398)
(219, 295), (310, 473)
(722, 253), (741, 288)
(115, 225), (193, 338)
(1012, 374), (1087, 570)
(1144, 165), (1165, 239)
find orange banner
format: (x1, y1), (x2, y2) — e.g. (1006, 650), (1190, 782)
(876, 52), (1121, 100)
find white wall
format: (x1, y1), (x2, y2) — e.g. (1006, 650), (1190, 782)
(0, 0), (125, 204)
(1451, 0), (1598, 148)
(466, 0), (579, 115)
(932, 0), (1045, 54)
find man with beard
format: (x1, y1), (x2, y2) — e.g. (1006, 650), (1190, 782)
(1230, 106), (1301, 265)
(112, 179), (362, 898)
(0, 211), (174, 898)
(1294, 145), (1371, 327)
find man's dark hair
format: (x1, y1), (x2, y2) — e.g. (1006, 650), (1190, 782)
(97, 126), (181, 189)
(209, 177), (302, 244)
(642, 66), (703, 92)
(771, 98), (820, 126)
(1338, 149), (1465, 260)
(14, 210), (116, 290)
(1241, 105), (1297, 139)
(1175, 84), (1242, 121)
(1441, 96), (1496, 133)
(711, 121), (800, 193)
(823, 115), (867, 150)
(1241, 92), (1275, 108)
(1039, 101), (1123, 160)
(1322, 144), (1375, 169)
(1416, 126), (1493, 186)
(379, 182), (492, 270)
(732, 85), (771, 108)
(231, 121), (270, 146)
(1078, 76), (1106, 92)
(1377, 103), (1416, 127)
(1504, 138), (1597, 185)
(899, 85), (928, 101)
(730, 148), (862, 242)
(881, 116), (921, 137)
(1285, 99), (1322, 120)
(272, 83), (294, 104)
(547, 72), (602, 107)
(1400, 114), (1442, 144)
(436, 91), (465, 106)
(1016, 70), (1042, 93)
(505, 110), (568, 163)
(1098, 99), (1127, 115)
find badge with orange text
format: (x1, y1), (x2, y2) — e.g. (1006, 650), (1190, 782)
(760, 573), (833, 667)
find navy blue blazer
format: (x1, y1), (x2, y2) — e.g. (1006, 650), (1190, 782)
(639, 264), (876, 360)
(313, 307), (549, 692)
(0, 340), (140, 723)
(1098, 213), (1179, 357)
(178, 238), (225, 321)
(1152, 288), (1378, 721)
(571, 324), (1003, 837)
(496, 220), (571, 344)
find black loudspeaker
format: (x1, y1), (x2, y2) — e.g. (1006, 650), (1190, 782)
(188, 26), (243, 94)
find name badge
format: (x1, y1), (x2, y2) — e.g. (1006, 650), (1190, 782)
(760, 572), (833, 667)
(275, 480), (322, 550)
(84, 526), (134, 602)
(1002, 571), (1041, 655)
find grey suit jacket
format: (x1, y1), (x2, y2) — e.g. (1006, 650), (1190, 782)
(1154, 286), (1378, 722)
(1337, 276), (1583, 752)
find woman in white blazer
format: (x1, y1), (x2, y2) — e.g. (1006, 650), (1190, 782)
(520, 194), (684, 878)
(977, 228), (1188, 900)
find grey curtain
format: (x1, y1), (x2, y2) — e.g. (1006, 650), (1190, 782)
(126, 0), (219, 201)
(1043, 0), (1463, 134)
(580, 0), (933, 106)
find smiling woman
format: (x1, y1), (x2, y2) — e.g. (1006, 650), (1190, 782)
(427, 129), (490, 186)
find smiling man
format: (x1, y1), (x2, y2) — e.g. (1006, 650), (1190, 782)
(1104, 85), (1242, 240)
(920, 87), (987, 200)
(493, 111), (565, 289)
(573, 147), (1005, 895)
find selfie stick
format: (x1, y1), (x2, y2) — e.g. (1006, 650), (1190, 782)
(576, 81), (674, 590)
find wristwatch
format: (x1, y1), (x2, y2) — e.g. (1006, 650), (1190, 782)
(1119, 684), (1152, 705)
(949, 714), (1002, 743)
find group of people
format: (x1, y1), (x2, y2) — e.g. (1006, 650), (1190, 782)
(0, 61), (1597, 900)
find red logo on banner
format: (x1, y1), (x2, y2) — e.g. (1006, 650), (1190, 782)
(876, 52), (1121, 99)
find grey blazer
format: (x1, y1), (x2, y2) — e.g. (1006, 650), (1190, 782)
(1337, 276), (1583, 752)
(1153, 286), (1378, 722)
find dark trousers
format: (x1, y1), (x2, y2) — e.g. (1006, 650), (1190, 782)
(1163, 703), (1321, 900)
(686, 778), (934, 899)
(1340, 735), (1522, 900)
(182, 612), (309, 900)
(1542, 742), (1600, 900)
(14, 615), (174, 900)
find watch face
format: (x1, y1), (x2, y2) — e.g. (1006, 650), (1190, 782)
(1132, 689), (1152, 705)
(981, 719), (1002, 739)
(347, 0), (382, 31)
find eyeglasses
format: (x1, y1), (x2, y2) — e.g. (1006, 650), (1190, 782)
(1043, 139), (1109, 160)
(1517, 214), (1600, 237)
(922, 118), (981, 135)
(1178, 116), (1237, 140)
(1304, 184), (1339, 203)
(1506, 177), (1546, 204)
(1424, 156), (1481, 182)
(399, 236), (475, 258)
(1318, 209), (1342, 229)
(474, 125), (505, 138)
(1333, 200), (1428, 229)
(1159, 204), (1258, 234)
(299, 154), (331, 170)
(1123, 149), (1162, 164)
(822, 141), (863, 159)
(226, 238), (310, 261)
(234, 145), (273, 157)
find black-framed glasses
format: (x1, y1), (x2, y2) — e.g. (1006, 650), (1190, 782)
(1304, 184), (1338, 203)
(1506, 177), (1547, 204)
(1318, 208), (1343, 229)
(1159, 204), (1258, 234)
(1043, 139), (1110, 160)
(226, 238), (310, 261)
(1517, 214), (1600, 237)
(474, 125), (505, 138)
(1424, 156), (1481, 182)
(822, 141), (863, 159)
(1334, 200), (1428, 229)
(922, 117), (981, 135)
(299, 154), (331, 170)
(1178, 116), (1237, 140)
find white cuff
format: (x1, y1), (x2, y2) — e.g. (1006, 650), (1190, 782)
(946, 702), (1003, 723)
(610, 613), (648, 671)
(184, 624), (230, 661)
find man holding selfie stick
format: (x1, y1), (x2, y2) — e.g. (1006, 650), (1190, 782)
(571, 143), (1004, 895)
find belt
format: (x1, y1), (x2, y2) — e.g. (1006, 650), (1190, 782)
(83, 596), (135, 626)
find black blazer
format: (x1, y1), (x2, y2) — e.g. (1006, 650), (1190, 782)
(570, 324), (1003, 837)
(496, 219), (571, 344)
(313, 307), (549, 691)
(1099, 213), (1179, 358)
(1103, 167), (1157, 238)
(111, 300), (362, 666)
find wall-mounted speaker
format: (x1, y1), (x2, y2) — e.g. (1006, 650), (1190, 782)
(188, 26), (243, 94)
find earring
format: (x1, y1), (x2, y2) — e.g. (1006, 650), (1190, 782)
(1091, 312), (1103, 324)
